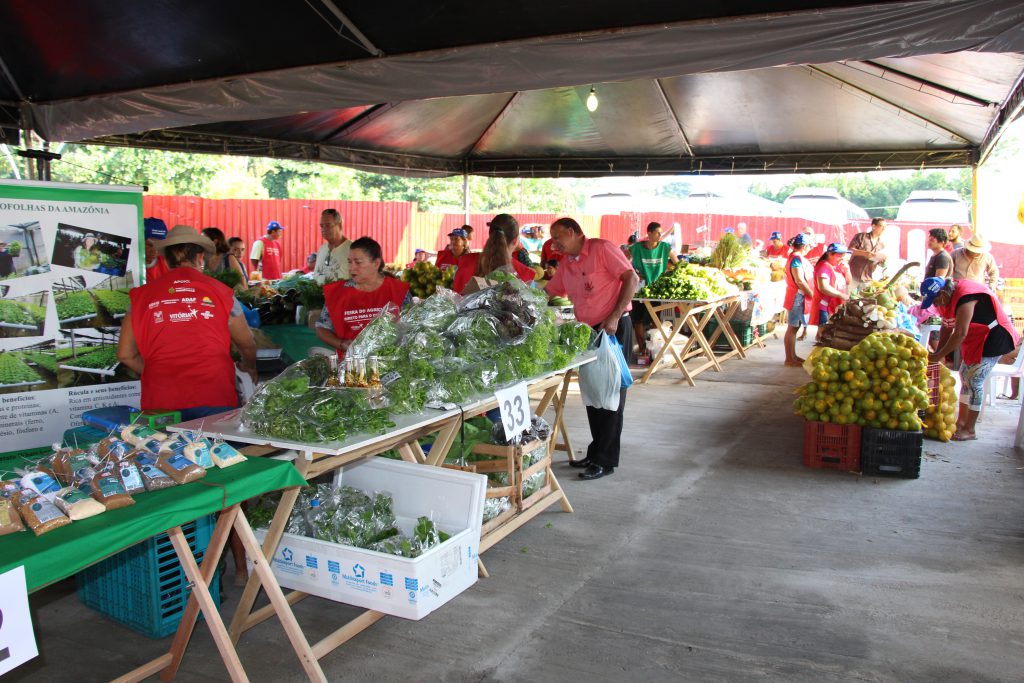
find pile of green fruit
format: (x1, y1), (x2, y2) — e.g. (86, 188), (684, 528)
(548, 296), (572, 307)
(637, 263), (735, 301)
(400, 262), (455, 298)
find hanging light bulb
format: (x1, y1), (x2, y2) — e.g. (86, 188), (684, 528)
(586, 86), (599, 112)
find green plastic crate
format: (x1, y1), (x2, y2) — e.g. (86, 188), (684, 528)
(76, 515), (220, 638)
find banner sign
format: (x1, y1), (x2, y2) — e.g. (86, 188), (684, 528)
(0, 180), (143, 461)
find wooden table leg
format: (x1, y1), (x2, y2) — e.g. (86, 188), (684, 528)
(425, 416), (466, 467)
(550, 371), (577, 460)
(165, 516), (251, 683)
(686, 306), (723, 373)
(232, 511), (327, 682)
(160, 506), (238, 681)
(641, 301), (690, 384)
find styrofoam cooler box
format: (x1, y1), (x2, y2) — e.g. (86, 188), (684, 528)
(254, 457), (486, 620)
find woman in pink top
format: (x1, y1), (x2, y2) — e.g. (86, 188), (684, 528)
(810, 242), (850, 341)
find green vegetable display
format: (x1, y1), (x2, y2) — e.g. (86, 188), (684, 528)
(399, 262), (455, 299)
(92, 289), (130, 315)
(63, 346), (119, 370)
(709, 233), (750, 269)
(242, 358), (396, 442)
(0, 300), (40, 326)
(56, 291), (97, 320)
(0, 353), (43, 385)
(206, 268), (244, 290)
(55, 346), (101, 360)
(19, 352), (57, 373)
(637, 262), (735, 301)
(276, 276), (325, 310)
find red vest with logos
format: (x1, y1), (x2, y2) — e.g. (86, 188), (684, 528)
(323, 277), (410, 358)
(257, 237), (283, 279)
(936, 279), (1020, 364)
(784, 253), (811, 313)
(129, 269), (237, 411)
(811, 259), (845, 317)
(145, 255), (169, 283)
(451, 253), (536, 294)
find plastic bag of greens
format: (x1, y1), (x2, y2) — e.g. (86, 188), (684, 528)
(403, 328), (452, 363)
(425, 358), (476, 407)
(445, 310), (506, 355)
(483, 496), (512, 523)
(347, 304), (401, 359)
(521, 469), (547, 498)
(398, 288), (460, 337)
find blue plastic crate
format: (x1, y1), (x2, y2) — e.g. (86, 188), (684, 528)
(62, 425), (109, 449)
(76, 515), (220, 638)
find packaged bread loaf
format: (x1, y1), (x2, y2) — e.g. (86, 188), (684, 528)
(14, 489), (71, 535)
(121, 424), (167, 446)
(156, 452), (206, 484)
(55, 485), (106, 520)
(133, 452), (177, 491)
(90, 472), (135, 510)
(210, 441), (247, 468)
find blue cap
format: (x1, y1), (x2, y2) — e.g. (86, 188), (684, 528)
(723, 227), (735, 234)
(267, 220), (284, 232)
(769, 231), (782, 241)
(448, 228), (468, 238)
(826, 242), (850, 254)
(920, 277), (948, 309)
(143, 217), (167, 240)
(788, 233), (808, 247)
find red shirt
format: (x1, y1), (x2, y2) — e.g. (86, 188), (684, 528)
(936, 279), (1020, 364)
(541, 238), (565, 264)
(129, 269), (237, 411)
(451, 253), (536, 294)
(145, 256), (169, 283)
(783, 253), (811, 312)
(546, 238), (633, 327)
(257, 237), (283, 279)
(765, 243), (788, 258)
(323, 278), (410, 358)
(810, 259), (846, 317)
(435, 249), (460, 269)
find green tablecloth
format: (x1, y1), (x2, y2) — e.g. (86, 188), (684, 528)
(259, 324), (321, 363)
(0, 457), (306, 592)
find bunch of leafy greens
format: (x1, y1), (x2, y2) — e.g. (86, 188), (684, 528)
(92, 289), (130, 315)
(0, 353), (42, 384)
(56, 291), (97, 320)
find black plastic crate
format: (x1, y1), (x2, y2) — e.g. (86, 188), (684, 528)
(860, 428), (923, 478)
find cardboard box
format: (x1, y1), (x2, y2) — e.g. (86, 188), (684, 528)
(255, 457), (486, 620)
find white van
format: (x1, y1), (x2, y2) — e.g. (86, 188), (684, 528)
(896, 190), (971, 224)
(783, 188), (870, 225)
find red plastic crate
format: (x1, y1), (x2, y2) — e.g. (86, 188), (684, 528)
(926, 363), (941, 407)
(803, 420), (861, 471)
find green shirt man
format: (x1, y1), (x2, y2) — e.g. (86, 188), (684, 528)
(631, 223), (676, 286)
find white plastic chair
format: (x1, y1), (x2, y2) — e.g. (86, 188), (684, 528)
(985, 348), (1024, 407)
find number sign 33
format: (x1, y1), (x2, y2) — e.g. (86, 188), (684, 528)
(494, 382), (530, 441)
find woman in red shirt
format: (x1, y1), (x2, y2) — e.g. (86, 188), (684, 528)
(435, 228), (470, 269)
(783, 234), (814, 366)
(119, 225), (258, 419)
(316, 237), (411, 357)
(451, 214), (536, 293)
(810, 242), (850, 341)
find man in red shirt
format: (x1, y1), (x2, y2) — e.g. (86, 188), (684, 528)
(546, 217), (638, 481)
(119, 225), (257, 419)
(250, 221), (285, 280)
(541, 234), (565, 264)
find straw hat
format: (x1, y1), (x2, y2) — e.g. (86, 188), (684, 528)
(157, 225), (215, 256)
(964, 235), (991, 254)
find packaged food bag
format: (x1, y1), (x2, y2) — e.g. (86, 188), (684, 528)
(210, 441), (246, 468)
(157, 452), (206, 484)
(14, 489), (71, 535)
(55, 486), (106, 520)
(0, 497), (25, 535)
(121, 424), (167, 446)
(90, 473), (135, 510)
(133, 452), (177, 491)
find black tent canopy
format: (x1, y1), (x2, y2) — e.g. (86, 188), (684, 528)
(1, 0), (1023, 177)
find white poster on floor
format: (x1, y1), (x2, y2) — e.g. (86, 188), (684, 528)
(0, 180), (143, 461)
(0, 566), (38, 675)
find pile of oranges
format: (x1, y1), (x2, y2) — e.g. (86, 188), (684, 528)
(922, 364), (958, 442)
(794, 332), (930, 431)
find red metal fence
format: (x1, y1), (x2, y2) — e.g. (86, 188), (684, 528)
(143, 195), (1023, 277)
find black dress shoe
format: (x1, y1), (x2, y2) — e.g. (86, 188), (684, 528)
(568, 457), (592, 468)
(578, 464), (614, 480)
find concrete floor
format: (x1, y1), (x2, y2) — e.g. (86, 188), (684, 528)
(10, 338), (1024, 682)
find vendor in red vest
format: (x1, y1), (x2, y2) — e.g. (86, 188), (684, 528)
(119, 225), (258, 421)
(921, 276), (1020, 441)
(782, 233), (814, 366)
(143, 217), (170, 282)
(316, 237), (411, 357)
(435, 227), (470, 268)
(250, 220), (285, 280)
(810, 242), (850, 341)
(451, 214), (536, 294)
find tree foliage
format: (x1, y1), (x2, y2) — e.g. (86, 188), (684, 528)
(747, 170), (972, 219)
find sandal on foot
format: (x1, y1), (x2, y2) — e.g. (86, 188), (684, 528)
(951, 431), (977, 441)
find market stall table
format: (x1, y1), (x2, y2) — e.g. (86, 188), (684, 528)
(0, 457), (309, 683)
(637, 294), (744, 385)
(168, 354), (593, 679)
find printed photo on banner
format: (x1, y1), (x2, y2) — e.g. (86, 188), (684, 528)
(50, 223), (130, 276)
(52, 276), (98, 329)
(0, 289), (48, 338)
(56, 327), (134, 389)
(0, 339), (56, 394)
(0, 220), (51, 280)
(90, 273), (132, 321)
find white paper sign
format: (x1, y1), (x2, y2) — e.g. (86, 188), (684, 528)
(495, 382), (530, 441)
(0, 566), (38, 675)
